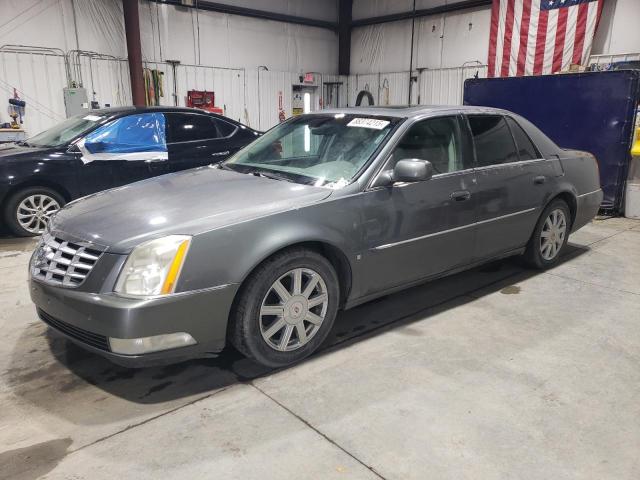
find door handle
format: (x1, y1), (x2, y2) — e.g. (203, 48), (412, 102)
(450, 190), (471, 201)
(533, 175), (547, 185)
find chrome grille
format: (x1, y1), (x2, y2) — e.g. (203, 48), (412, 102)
(31, 233), (102, 288)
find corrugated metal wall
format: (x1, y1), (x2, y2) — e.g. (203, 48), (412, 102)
(344, 65), (487, 108)
(0, 51), (68, 135)
(1, 50), (490, 135)
(419, 64), (488, 106)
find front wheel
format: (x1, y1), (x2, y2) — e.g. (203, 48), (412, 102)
(523, 199), (571, 269)
(229, 248), (339, 368)
(4, 187), (65, 237)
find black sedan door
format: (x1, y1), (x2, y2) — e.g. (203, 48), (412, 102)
(164, 112), (251, 173)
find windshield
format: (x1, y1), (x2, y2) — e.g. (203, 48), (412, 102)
(223, 114), (399, 188)
(25, 113), (108, 148)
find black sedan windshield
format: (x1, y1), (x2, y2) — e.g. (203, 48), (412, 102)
(25, 113), (108, 148)
(224, 114), (398, 188)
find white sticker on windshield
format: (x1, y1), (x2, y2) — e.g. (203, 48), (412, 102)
(83, 115), (102, 121)
(347, 118), (390, 130)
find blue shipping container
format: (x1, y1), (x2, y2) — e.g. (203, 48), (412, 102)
(464, 70), (640, 213)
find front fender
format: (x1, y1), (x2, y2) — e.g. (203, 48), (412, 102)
(176, 198), (360, 294)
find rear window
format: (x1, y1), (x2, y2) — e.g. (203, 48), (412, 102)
(215, 119), (237, 137)
(468, 115), (519, 167)
(506, 117), (539, 161)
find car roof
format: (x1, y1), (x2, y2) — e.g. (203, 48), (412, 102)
(87, 106), (253, 128)
(317, 105), (511, 118)
(90, 105), (229, 116)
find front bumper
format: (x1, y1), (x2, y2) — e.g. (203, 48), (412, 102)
(30, 278), (239, 367)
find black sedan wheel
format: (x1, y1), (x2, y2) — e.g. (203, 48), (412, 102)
(229, 248), (339, 368)
(4, 187), (65, 236)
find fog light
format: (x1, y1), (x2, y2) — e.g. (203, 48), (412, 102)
(109, 332), (196, 355)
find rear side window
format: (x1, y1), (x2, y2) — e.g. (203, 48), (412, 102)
(506, 117), (539, 161)
(215, 119), (237, 137)
(468, 115), (519, 167)
(166, 113), (219, 143)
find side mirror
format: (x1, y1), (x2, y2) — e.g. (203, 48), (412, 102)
(373, 159), (433, 187)
(394, 159), (433, 183)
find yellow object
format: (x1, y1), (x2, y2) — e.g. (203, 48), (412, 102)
(632, 127), (640, 157)
(160, 239), (190, 295)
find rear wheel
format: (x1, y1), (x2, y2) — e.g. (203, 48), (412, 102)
(4, 187), (65, 237)
(229, 248), (339, 368)
(523, 199), (570, 269)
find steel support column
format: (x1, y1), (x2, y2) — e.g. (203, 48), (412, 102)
(123, 0), (145, 106)
(338, 0), (352, 75)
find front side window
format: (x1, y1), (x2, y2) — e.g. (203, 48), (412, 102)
(506, 117), (539, 161)
(78, 112), (167, 163)
(223, 114), (398, 188)
(167, 113), (219, 143)
(391, 116), (469, 175)
(468, 115), (519, 167)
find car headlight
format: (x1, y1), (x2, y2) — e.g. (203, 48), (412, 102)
(115, 235), (191, 297)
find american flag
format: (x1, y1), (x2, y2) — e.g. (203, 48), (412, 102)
(487, 0), (604, 77)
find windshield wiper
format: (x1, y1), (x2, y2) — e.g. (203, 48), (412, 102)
(250, 170), (293, 182)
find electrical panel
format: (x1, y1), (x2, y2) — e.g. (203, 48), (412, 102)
(63, 88), (89, 117)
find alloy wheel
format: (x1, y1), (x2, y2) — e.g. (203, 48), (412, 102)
(259, 267), (329, 352)
(16, 194), (60, 234)
(540, 208), (567, 261)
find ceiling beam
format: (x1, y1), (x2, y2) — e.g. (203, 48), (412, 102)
(151, 0), (338, 31)
(351, 0), (492, 28)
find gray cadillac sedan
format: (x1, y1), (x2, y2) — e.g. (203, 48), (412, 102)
(29, 106), (602, 368)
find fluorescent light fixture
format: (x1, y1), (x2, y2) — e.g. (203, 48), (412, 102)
(303, 92), (311, 114)
(304, 125), (310, 153)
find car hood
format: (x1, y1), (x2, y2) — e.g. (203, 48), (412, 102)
(50, 166), (333, 253)
(0, 143), (52, 160)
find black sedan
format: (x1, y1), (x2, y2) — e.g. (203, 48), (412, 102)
(0, 106), (260, 236)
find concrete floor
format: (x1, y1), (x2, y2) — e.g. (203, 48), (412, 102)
(1, 217), (639, 480)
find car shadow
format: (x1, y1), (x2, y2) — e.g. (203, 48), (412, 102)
(6, 244), (588, 415)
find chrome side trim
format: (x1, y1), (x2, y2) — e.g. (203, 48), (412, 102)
(474, 207), (537, 226)
(111, 283), (236, 301)
(372, 207), (537, 251)
(577, 188), (602, 198)
(474, 159), (546, 172)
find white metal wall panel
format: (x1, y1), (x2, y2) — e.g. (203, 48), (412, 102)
(173, 64), (246, 124)
(348, 73), (380, 106)
(0, 52), (67, 135)
(352, 0), (448, 21)
(419, 64), (487, 106)
(76, 57), (132, 109)
(588, 52), (640, 68)
(379, 72), (411, 106)
(345, 72), (412, 107)
(321, 74), (349, 108)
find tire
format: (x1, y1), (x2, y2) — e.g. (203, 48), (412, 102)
(523, 199), (571, 269)
(229, 248), (340, 368)
(3, 187), (65, 237)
